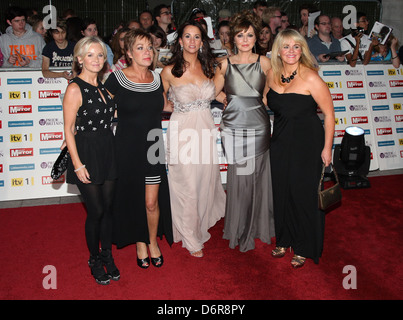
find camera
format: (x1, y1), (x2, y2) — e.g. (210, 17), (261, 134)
(352, 28), (364, 36)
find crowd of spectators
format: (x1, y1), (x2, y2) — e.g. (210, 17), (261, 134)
(0, 1), (401, 71)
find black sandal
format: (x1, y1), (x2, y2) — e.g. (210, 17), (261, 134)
(137, 256), (150, 269)
(88, 255), (110, 285)
(149, 244), (163, 267)
(100, 248), (120, 281)
(151, 255), (164, 267)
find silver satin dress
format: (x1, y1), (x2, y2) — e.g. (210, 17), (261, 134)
(221, 56), (275, 252)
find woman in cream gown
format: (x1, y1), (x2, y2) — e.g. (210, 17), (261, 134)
(161, 20), (226, 257)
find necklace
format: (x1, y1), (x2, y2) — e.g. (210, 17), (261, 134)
(281, 69), (297, 83)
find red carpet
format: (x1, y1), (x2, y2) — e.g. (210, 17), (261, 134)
(0, 174), (402, 300)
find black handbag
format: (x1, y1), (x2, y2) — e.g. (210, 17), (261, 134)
(51, 147), (69, 180)
(318, 163), (342, 211)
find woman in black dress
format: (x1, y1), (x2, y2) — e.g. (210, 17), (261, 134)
(63, 36), (119, 285)
(265, 29), (335, 268)
(104, 29), (173, 268)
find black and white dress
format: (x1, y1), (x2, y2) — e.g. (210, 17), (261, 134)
(66, 77), (117, 185)
(104, 69), (173, 248)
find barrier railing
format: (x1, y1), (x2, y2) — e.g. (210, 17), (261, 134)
(0, 63), (402, 201)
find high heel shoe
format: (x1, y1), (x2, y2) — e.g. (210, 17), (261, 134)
(271, 247), (288, 258)
(291, 255), (306, 269)
(189, 250), (204, 258)
(100, 248), (120, 281)
(137, 256), (150, 269)
(149, 243), (163, 267)
(88, 254), (110, 285)
(151, 255), (164, 267)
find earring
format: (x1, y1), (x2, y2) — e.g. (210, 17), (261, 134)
(181, 45), (183, 51)
(199, 46), (202, 53)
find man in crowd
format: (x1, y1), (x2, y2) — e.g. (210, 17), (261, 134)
(278, 12), (290, 32)
(331, 16), (344, 40)
(253, 1), (268, 20)
(308, 14), (344, 63)
(262, 7), (282, 39)
(154, 4), (174, 35)
(139, 10), (154, 30)
(0, 6), (45, 68)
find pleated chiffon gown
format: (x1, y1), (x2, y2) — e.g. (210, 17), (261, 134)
(166, 81), (226, 254)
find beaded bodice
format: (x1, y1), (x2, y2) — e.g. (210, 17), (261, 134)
(169, 81), (215, 113)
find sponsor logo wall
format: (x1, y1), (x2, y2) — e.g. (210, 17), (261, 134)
(1, 64), (402, 201)
(320, 64), (403, 171)
(0, 70), (79, 201)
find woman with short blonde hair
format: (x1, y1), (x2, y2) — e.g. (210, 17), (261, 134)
(63, 36), (119, 285)
(72, 36), (108, 75)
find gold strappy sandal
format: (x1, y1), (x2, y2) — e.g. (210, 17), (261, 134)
(271, 247), (288, 258)
(291, 255), (306, 268)
(190, 250), (204, 258)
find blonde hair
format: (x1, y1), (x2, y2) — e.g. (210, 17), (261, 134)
(261, 6), (281, 25)
(271, 29), (318, 85)
(73, 36), (108, 74)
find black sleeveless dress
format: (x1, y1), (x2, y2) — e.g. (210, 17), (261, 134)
(66, 77), (117, 185)
(104, 70), (173, 248)
(266, 89), (325, 263)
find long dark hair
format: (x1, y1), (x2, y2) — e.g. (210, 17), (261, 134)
(168, 20), (216, 79)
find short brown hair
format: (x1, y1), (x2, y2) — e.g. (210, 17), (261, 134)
(230, 10), (261, 45)
(124, 28), (153, 66)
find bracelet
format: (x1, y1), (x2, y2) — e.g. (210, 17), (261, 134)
(74, 164), (86, 172)
(392, 55), (398, 59)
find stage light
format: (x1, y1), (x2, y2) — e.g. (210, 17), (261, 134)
(333, 126), (371, 189)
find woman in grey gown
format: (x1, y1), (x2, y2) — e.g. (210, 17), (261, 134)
(214, 11), (274, 252)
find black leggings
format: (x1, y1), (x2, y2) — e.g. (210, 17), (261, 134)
(77, 180), (116, 256)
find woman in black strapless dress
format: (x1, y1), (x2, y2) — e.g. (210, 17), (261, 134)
(264, 29), (335, 268)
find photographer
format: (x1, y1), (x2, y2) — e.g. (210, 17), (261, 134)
(340, 12), (372, 67)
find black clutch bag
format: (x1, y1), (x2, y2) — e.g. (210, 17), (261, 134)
(51, 147), (69, 180)
(318, 163), (342, 211)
